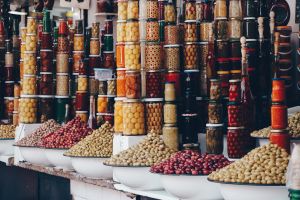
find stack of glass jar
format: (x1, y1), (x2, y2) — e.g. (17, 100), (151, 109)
(270, 78), (290, 153)
(55, 19), (70, 123)
(0, 19), (5, 119)
(39, 10), (54, 123)
(19, 16), (38, 124)
(97, 18), (116, 127)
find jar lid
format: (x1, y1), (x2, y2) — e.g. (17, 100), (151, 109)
(208, 100), (222, 104)
(196, 96), (203, 100)
(165, 81), (176, 84)
(27, 16), (36, 19)
(216, 39), (229, 42)
(24, 51), (36, 54)
(146, 18), (158, 22)
(98, 94), (116, 98)
(105, 19), (113, 22)
(215, 17), (227, 20)
(271, 102), (286, 106)
(117, 20), (126, 23)
(90, 37), (99, 41)
(89, 54), (100, 58)
(163, 124), (178, 127)
(96, 113), (114, 116)
(126, 70), (140, 73)
(143, 98), (164, 102)
(103, 51), (115, 54)
(145, 69), (164, 73)
(198, 42), (209, 45)
(272, 78), (285, 81)
(74, 34), (84, 37)
(228, 127), (245, 130)
(13, 111), (18, 114)
(78, 75), (88, 78)
(184, 42), (198, 45)
(4, 97), (14, 100)
(229, 79), (241, 83)
(76, 111), (88, 114)
(126, 19), (139, 22)
(89, 76), (95, 79)
(165, 22), (176, 26)
(270, 129), (288, 133)
(230, 70), (241, 74)
(76, 91), (88, 94)
(124, 99), (142, 103)
(278, 59), (292, 64)
(72, 73), (79, 76)
(4, 81), (15, 83)
(26, 33), (37, 36)
(104, 34), (113, 37)
(164, 101), (177, 105)
(42, 32), (51, 34)
(116, 68), (126, 71)
(184, 20), (197, 23)
(146, 41), (160, 45)
(40, 49), (53, 52)
(114, 97), (126, 101)
(72, 96), (76, 99)
(167, 70), (180, 73)
(206, 123), (224, 127)
(243, 17), (256, 20)
(116, 42), (125, 46)
(56, 73), (69, 76)
(217, 70), (230, 75)
(229, 38), (240, 42)
(21, 95), (39, 98)
(245, 39), (258, 42)
(55, 95), (70, 98)
(210, 79), (220, 82)
(23, 74), (36, 77)
(40, 72), (53, 75)
(125, 41), (140, 45)
(184, 69), (200, 73)
(183, 143), (199, 148)
(20, 59), (24, 62)
(39, 95), (55, 98)
(73, 50), (85, 54)
(227, 101), (241, 105)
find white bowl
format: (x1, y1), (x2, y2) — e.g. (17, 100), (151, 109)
(161, 175), (222, 200)
(219, 183), (288, 200)
(70, 157), (113, 179)
(113, 166), (163, 190)
(19, 146), (52, 166)
(44, 148), (73, 170)
(0, 139), (14, 155)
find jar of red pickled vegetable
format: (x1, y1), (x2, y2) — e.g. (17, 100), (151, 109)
(272, 78), (286, 103)
(270, 129), (290, 153)
(125, 70), (141, 99)
(165, 71), (181, 98)
(227, 127), (249, 158)
(76, 91), (88, 111)
(271, 103), (287, 129)
(146, 71), (163, 98)
(39, 72), (53, 95)
(229, 79), (241, 102)
(227, 102), (243, 127)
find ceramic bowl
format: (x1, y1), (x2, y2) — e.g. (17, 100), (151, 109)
(18, 146), (52, 166)
(70, 157), (112, 179)
(0, 139), (14, 155)
(44, 148), (73, 170)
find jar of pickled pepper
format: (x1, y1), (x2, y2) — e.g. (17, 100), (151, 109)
(227, 127), (248, 158)
(125, 70), (141, 99)
(229, 79), (241, 102)
(117, 68), (126, 97)
(227, 102), (243, 127)
(271, 103), (287, 129)
(272, 78), (286, 103)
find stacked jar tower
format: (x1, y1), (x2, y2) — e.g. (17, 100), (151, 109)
(20, 16), (38, 124)
(39, 10), (54, 123)
(97, 19), (116, 127)
(0, 19), (5, 119)
(270, 78), (290, 153)
(55, 19), (70, 124)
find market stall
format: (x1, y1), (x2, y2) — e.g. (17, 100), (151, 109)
(0, 0), (299, 199)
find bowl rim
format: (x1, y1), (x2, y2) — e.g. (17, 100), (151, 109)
(207, 178), (285, 186)
(251, 136), (300, 140)
(42, 147), (69, 150)
(153, 172), (208, 177)
(103, 162), (151, 168)
(0, 138), (15, 140)
(64, 155), (111, 158)
(14, 144), (41, 148)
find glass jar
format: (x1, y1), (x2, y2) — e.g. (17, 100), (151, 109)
(159, 20), (165, 42)
(123, 99), (145, 135)
(146, 71), (163, 98)
(76, 111), (88, 123)
(116, 43), (125, 68)
(74, 34), (84, 51)
(145, 42), (161, 71)
(164, 103), (177, 124)
(77, 75), (88, 92)
(215, 19), (228, 40)
(117, 20), (126, 43)
(244, 0), (256, 18)
(20, 43), (25, 59)
(89, 55), (101, 69)
(229, 0), (242, 18)
(118, 0), (128, 20)
(164, 23), (179, 44)
(127, 0), (139, 19)
(145, 98), (163, 134)
(38, 96), (54, 123)
(164, 2), (176, 23)
(103, 35), (114, 51)
(54, 96), (69, 123)
(14, 84), (21, 98)
(98, 80), (108, 95)
(75, 91), (88, 111)
(125, 70), (141, 99)
(20, 27), (27, 42)
(24, 52), (37, 75)
(73, 51), (84, 73)
(218, 70), (230, 97)
(102, 51), (115, 68)
(114, 97), (125, 133)
(25, 34), (37, 51)
(39, 72), (53, 95)
(210, 79), (222, 100)
(57, 36), (69, 52)
(164, 44), (180, 71)
(107, 79), (116, 95)
(4, 97), (14, 118)
(199, 22), (212, 42)
(125, 42), (141, 70)
(5, 81), (14, 97)
(89, 76), (99, 95)
(271, 104), (287, 129)
(91, 22), (100, 38)
(146, 19), (159, 41)
(117, 68), (126, 97)
(228, 19), (242, 40)
(184, 42), (198, 70)
(23, 75), (37, 95)
(158, 0), (165, 20)
(208, 101), (223, 123)
(19, 95), (38, 123)
(184, 20), (198, 42)
(214, 0), (227, 18)
(164, 82), (176, 101)
(56, 73), (69, 96)
(228, 79), (241, 101)
(206, 123), (224, 154)
(40, 49), (53, 72)
(162, 124), (179, 151)
(5, 52), (13, 67)
(227, 127), (248, 158)
(227, 102), (243, 127)
(4, 66), (13, 81)
(184, 0), (196, 20)
(97, 95), (108, 113)
(56, 52), (69, 73)
(216, 40), (230, 58)
(104, 19), (113, 34)
(90, 38), (100, 55)
(13, 111), (19, 125)
(270, 130), (290, 153)
(272, 78), (285, 103)
(243, 18), (258, 39)
(196, 1), (203, 21)
(147, 0), (158, 19)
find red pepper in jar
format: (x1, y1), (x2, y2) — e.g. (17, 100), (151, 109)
(146, 71), (163, 98)
(227, 102), (243, 127)
(272, 78), (286, 103)
(270, 129), (290, 154)
(227, 127), (249, 158)
(271, 103), (288, 129)
(229, 79), (241, 102)
(58, 19), (68, 36)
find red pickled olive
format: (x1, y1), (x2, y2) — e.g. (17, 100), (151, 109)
(270, 130), (290, 154)
(146, 71), (163, 98)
